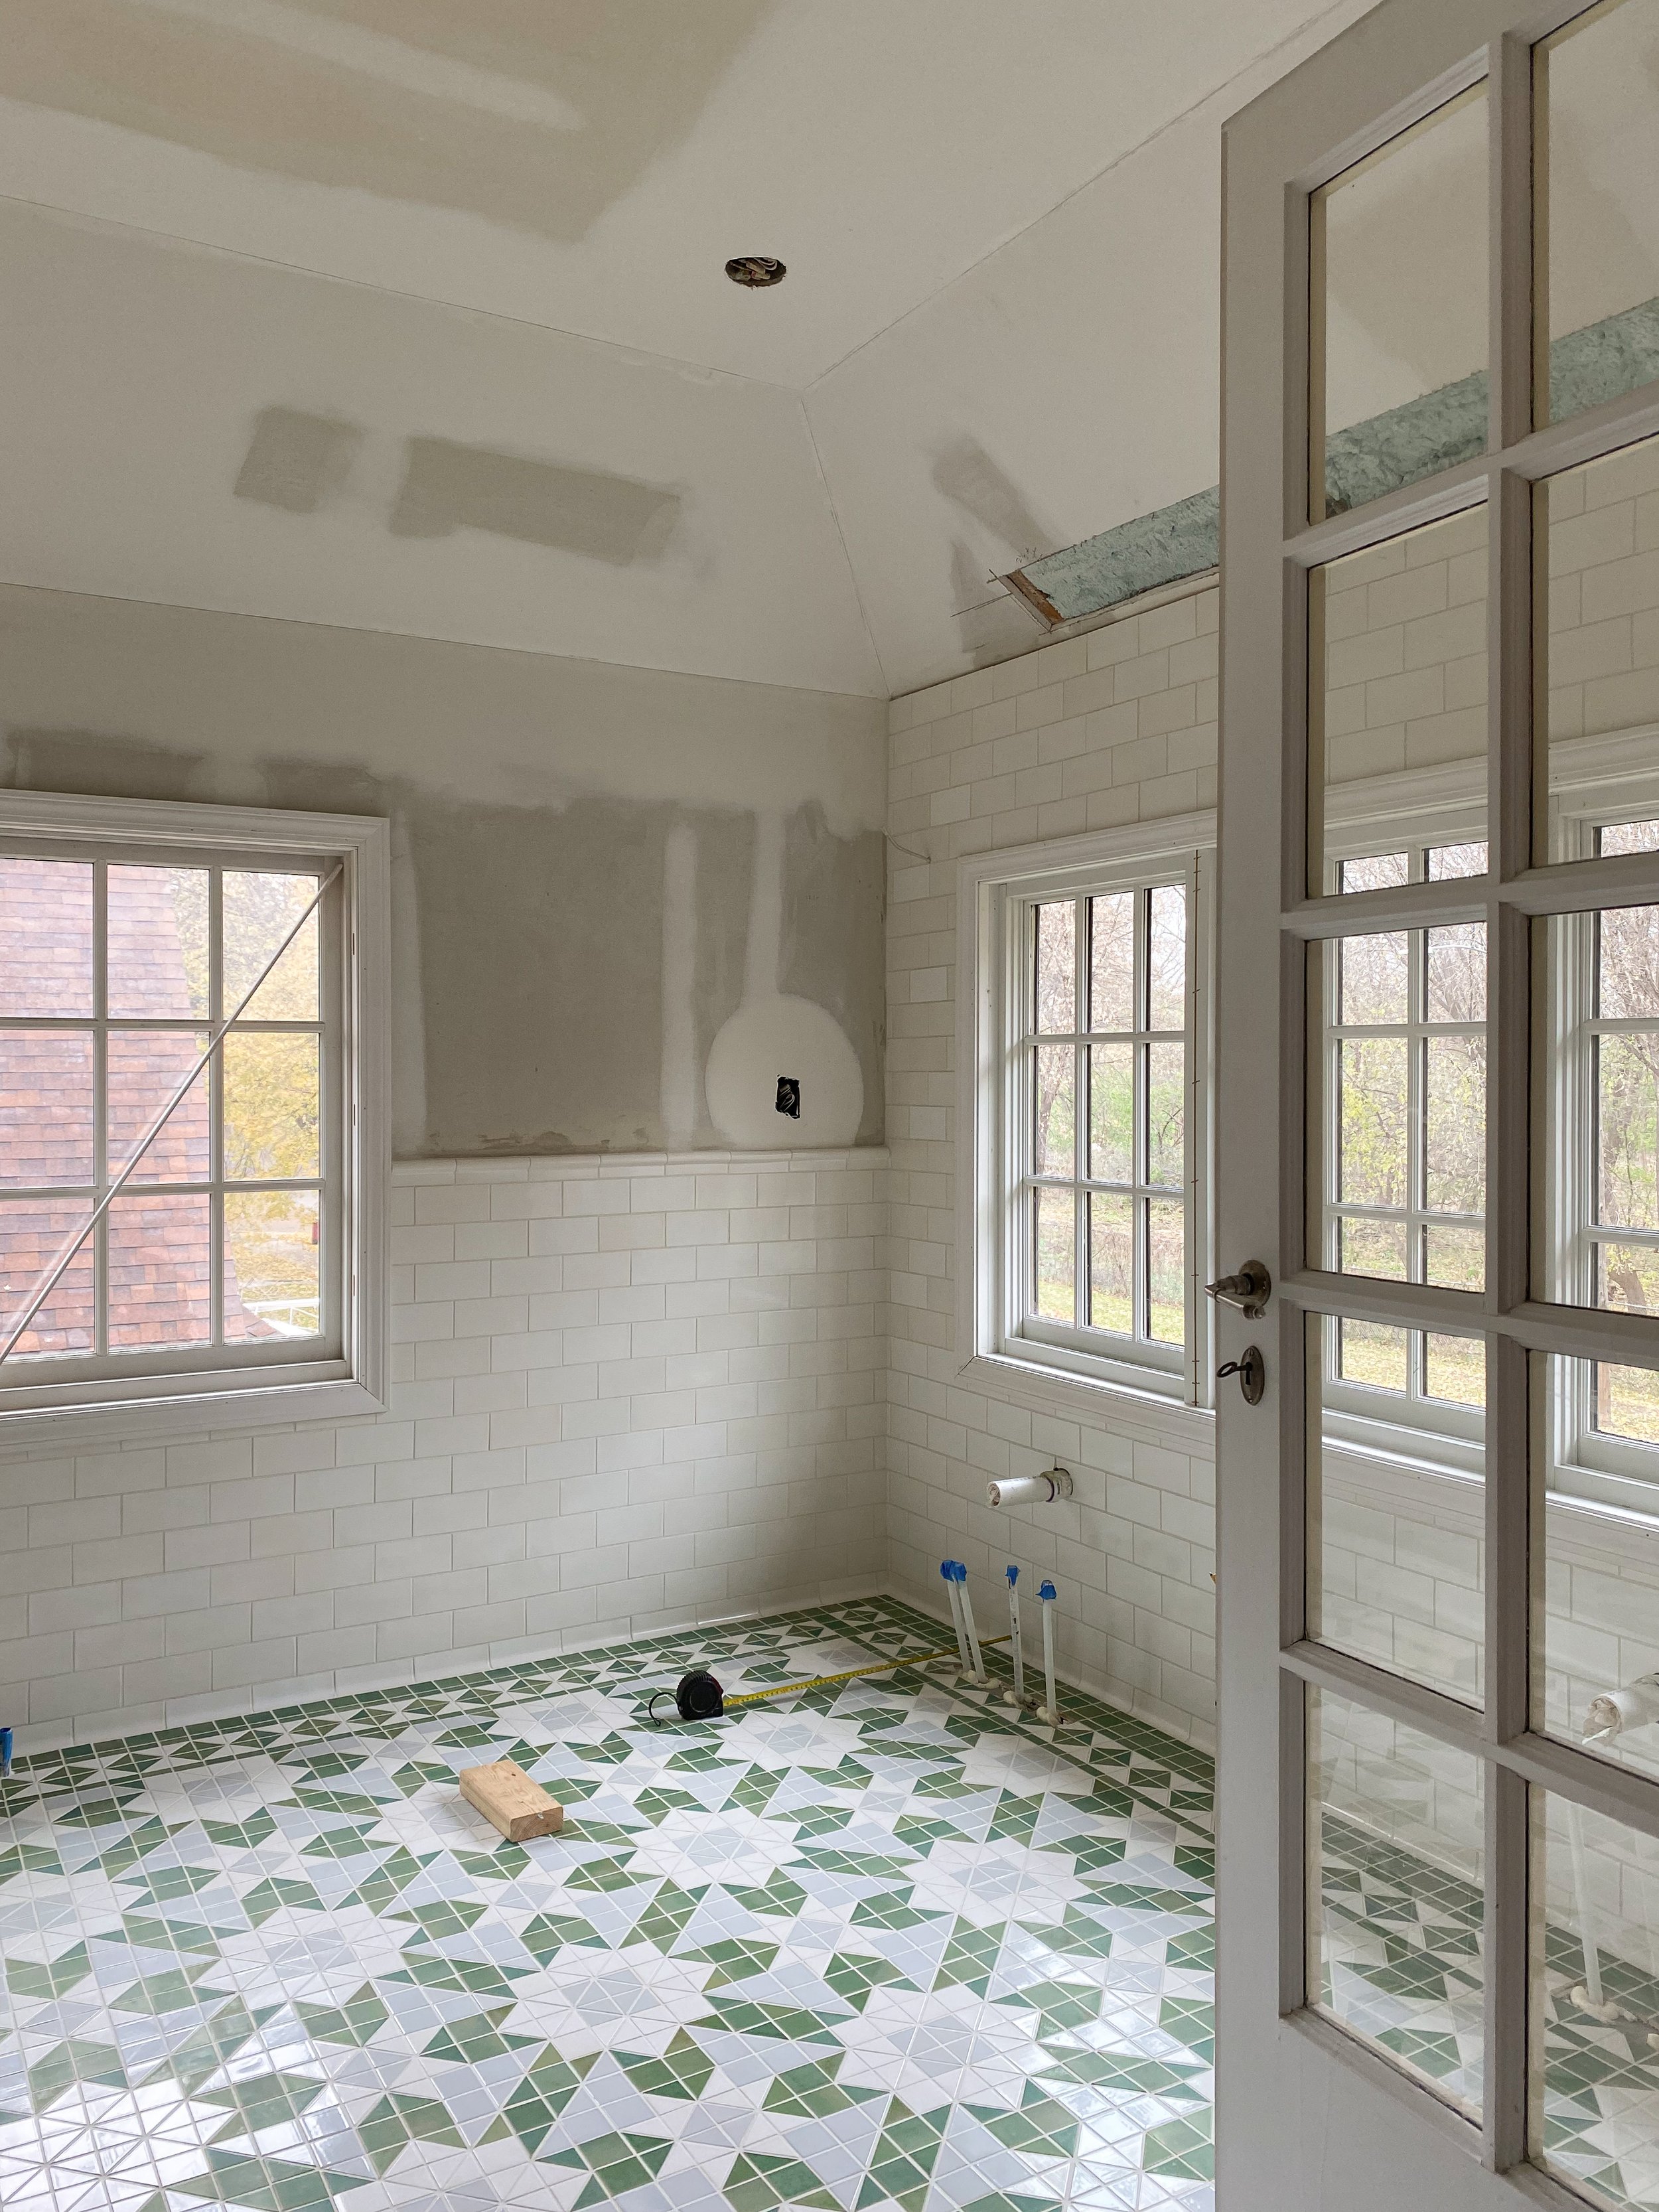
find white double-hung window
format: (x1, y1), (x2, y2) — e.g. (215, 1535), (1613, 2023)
(0, 791), (390, 1441)
(958, 816), (1214, 1409)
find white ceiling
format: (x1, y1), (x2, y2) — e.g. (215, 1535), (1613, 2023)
(0, 0), (1373, 697)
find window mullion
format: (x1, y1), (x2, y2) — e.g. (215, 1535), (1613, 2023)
(210, 868), (224, 1347)
(91, 860), (108, 1359)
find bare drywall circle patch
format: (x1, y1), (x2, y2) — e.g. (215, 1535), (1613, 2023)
(705, 995), (861, 1147)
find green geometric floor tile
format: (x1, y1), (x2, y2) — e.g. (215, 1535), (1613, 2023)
(725, 2150), (842, 2212)
(617, 2029), (717, 2100)
(357, 2091), (466, 2174)
(763, 2054), (882, 2117)
(169, 2150), (372, 2210)
(547, 2128), (673, 2208)
(483, 2047), (597, 2153)
(0, 1595), (1221, 2212)
(1141, 2107), (1214, 2181)
(853, 2099), (951, 2212)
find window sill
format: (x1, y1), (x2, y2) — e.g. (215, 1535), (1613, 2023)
(0, 1374), (386, 1457)
(959, 1350), (1216, 1451)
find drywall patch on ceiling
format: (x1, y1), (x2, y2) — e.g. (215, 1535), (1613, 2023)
(234, 405), (362, 514)
(388, 437), (680, 564)
(1, 0), (771, 243)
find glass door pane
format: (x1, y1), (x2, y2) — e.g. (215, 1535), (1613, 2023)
(1308, 1687), (1486, 2113)
(1311, 86), (1489, 520)
(1536, 0), (1659, 429)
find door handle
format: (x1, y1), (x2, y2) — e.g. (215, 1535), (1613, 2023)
(1205, 1259), (1271, 1319)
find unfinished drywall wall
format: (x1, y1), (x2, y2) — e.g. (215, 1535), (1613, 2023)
(0, 584), (886, 1157)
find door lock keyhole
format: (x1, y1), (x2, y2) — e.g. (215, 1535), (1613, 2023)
(1217, 1345), (1266, 1404)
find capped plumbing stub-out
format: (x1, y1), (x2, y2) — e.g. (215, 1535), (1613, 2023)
(986, 1467), (1073, 1507)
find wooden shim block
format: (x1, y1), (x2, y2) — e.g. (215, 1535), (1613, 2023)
(458, 1757), (564, 1843)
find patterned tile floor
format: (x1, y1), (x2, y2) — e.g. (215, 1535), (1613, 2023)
(1317, 1806), (1659, 2211)
(0, 1596), (1215, 2212)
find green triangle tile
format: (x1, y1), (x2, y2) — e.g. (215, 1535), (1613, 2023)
(958, 2193), (1060, 2212)
(55, 1795), (147, 1828)
(292, 1751), (368, 1778)
(518, 1910), (610, 1962)
(786, 1805), (856, 1839)
(298, 1824), (384, 1862)
(563, 2128), (673, 2206)
(932, 1921), (1006, 1993)
(725, 1872), (808, 1919)
(795, 1848), (914, 1881)
(630, 1787), (706, 1824)
(987, 1793), (1045, 1844)
(201, 1811), (279, 1848)
(297, 1984), (389, 2047)
(723, 2150), (842, 2212)
(1035, 2048), (1207, 2096)
(1061, 1835), (1128, 1874)
(434, 1724), (504, 1748)
(851, 1891), (942, 1933)
(342, 1846), (429, 1912)
(141, 1998), (277, 2091)
(687, 1935), (780, 1989)
(616, 2029), (717, 2100)
(389, 1897), (488, 1939)
(1056, 1786), (1135, 1820)
(169, 2149), (372, 2209)
(561, 1818), (642, 1848)
(200, 2071), (329, 2142)
(118, 1864), (225, 1903)
(912, 1775), (986, 1801)
(1165, 1928), (1215, 1972)
(452, 1843), (534, 1880)
(357, 2092), (465, 2175)
(570, 1733), (638, 1766)
(386, 1950), (531, 1999)
(27, 2039), (129, 2109)
(628, 1881), (710, 1951)
(1175, 1844), (1216, 1883)
(763, 2055), (881, 2117)
(1141, 2108), (1213, 2181)
(104, 1913), (221, 1957)
(965, 2086), (1080, 2158)
(853, 2099), (950, 2212)
(665, 1743), (743, 1773)
(422, 2005), (538, 2065)
(1378, 2026), (1465, 2079)
(1021, 1907), (1115, 1961)
(239, 1876), (326, 1924)
(565, 1854), (644, 1893)
(693, 1996), (843, 2044)
(390, 1761), (459, 1796)
(0, 1843), (62, 1882)
(824, 1953), (916, 2011)
(995, 1979), (1103, 2033)
(287, 1786), (393, 1819)
(111, 1964), (231, 2016)
(1158, 1994), (1214, 2061)
(729, 1773), (782, 1816)
(7, 1941), (94, 1998)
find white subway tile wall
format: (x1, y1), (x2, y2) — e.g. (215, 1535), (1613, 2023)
(885, 586), (1220, 1745)
(0, 1151), (886, 1751)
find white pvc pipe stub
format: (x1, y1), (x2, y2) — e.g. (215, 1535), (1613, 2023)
(987, 1467), (1074, 1508)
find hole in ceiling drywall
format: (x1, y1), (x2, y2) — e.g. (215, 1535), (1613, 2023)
(725, 256), (786, 287)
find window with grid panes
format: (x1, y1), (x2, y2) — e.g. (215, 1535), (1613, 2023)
(1008, 850), (1210, 1404)
(0, 795), (388, 1438)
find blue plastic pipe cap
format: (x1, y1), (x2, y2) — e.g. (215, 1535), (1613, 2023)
(1039, 1581), (1057, 1601)
(1006, 1564), (1019, 1585)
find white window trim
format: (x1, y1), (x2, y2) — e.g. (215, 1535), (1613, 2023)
(956, 812), (1216, 1442)
(0, 788), (391, 1448)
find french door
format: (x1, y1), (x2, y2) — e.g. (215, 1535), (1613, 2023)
(1218, 1), (1659, 2206)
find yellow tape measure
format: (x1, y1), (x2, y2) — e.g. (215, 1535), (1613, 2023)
(644, 1635), (1010, 1725)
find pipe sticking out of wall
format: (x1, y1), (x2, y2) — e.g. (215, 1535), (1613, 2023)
(940, 1560), (972, 1676)
(1004, 1566), (1028, 1710)
(986, 1467), (1074, 1507)
(1038, 1580), (1060, 1726)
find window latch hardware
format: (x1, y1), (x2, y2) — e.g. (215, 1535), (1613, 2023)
(1205, 1260), (1271, 1318)
(1216, 1346), (1266, 1404)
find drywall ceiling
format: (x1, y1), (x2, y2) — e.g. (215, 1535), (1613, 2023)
(0, 0), (1374, 697)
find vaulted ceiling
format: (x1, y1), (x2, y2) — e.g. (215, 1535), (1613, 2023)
(0, 0), (1371, 698)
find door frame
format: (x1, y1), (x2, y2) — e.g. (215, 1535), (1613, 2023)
(1218, 1), (1659, 2205)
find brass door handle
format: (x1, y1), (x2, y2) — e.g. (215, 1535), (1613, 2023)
(1205, 1260), (1271, 1319)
